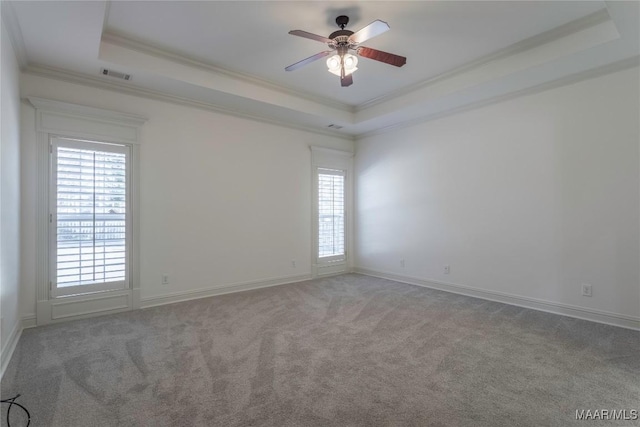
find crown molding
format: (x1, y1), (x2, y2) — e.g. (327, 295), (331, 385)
(356, 55), (640, 140)
(18, 3), (631, 142)
(27, 96), (148, 127)
(101, 32), (354, 114)
(1, 1), (28, 69)
(356, 8), (613, 112)
(24, 53), (637, 143)
(102, 8), (613, 116)
(310, 145), (354, 157)
(23, 64), (355, 142)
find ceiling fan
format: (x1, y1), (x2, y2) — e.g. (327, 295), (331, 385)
(285, 15), (407, 87)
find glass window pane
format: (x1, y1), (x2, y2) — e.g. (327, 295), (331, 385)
(56, 145), (127, 288)
(318, 171), (345, 258)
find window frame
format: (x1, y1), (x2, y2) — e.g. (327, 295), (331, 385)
(310, 146), (353, 278)
(49, 137), (132, 298)
(316, 167), (346, 263)
(29, 97), (146, 326)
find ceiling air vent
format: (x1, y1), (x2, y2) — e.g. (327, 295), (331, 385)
(100, 68), (131, 81)
(327, 124), (343, 130)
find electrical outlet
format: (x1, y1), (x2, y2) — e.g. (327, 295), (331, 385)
(162, 274), (169, 285)
(400, 259), (405, 268)
(291, 260), (297, 268)
(582, 284), (592, 297)
(444, 265), (451, 274)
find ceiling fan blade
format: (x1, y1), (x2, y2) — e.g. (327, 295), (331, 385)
(285, 51), (332, 71)
(341, 73), (353, 87)
(356, 46), (406, 67)
(288, 30), (333, 44)
(348, 20), (390, 44)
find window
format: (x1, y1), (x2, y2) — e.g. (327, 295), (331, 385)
(31, 97), (145, 325)
(311, 146), (351, 277)
(317, 168), (345, 261)
(51, 137), (130, 297)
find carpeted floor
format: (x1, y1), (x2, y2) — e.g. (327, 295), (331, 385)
(1, 274), (639, 426)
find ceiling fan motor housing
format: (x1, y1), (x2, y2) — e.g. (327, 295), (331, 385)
(329, 30), (354, 41)
(335, 15), (349, 29)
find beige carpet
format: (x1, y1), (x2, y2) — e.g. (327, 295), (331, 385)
(1, 274), (639, 426)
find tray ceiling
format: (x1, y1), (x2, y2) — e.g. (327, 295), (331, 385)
(5, 1), (639, 137)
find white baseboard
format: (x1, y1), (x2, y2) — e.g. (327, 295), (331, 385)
(1, 320), (23, 380)
(354, 268), (640, 331)
(141, 273), (312, 309)
(22, 315), (37, 329)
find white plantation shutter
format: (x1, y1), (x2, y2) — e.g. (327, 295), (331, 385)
(52, 138), (130, 296)
(318, 168), (345, 260)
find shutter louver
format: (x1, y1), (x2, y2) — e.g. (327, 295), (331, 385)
(56, 145), (127, 288)
(318, 169), (345, 259)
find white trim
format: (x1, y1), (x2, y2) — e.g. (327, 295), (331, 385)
(141, 273), (312, 309)
(311, 147), (353, 278)
(0, 1), (28, 69)
(130, 143), (141, 310)
(21, 9), (631, 143)
(310, 146), (353, 170)
(356, 8), (612, 111)
(356, 56), (640, 140)
(354, 268), (640, 331)
(36, 290), (133, 325)
(22, 315), (37, 329)
(27, 97), (147, 144)
(102, 32), (353, 114)
(50, 292), (130, 320)
(14, 8), (610, 122)
(97, 9), (612, 116)
(23, 56), (636, 142)
(28, 97), (147, 128)
(316, 262), (349, 278)
(24, 65), (355, 141)
(0, 321), (22, 379)
(36, 130), (49, 304)
(310, 146), (354, 158)
(30, 97), (145, 326)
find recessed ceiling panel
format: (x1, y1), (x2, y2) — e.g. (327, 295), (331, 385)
(106, 1), (606, 105)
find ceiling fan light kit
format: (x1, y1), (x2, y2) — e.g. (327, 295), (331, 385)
(327, 53), (358, 76)
(285, 15), (406, 87)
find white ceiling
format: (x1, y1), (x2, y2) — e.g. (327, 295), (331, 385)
(5, 1), (639, 137)
(105, 1), (604, 106)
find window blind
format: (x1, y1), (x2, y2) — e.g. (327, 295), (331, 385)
(318, 168), (345, 258)
(56, 144), (127, 288)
